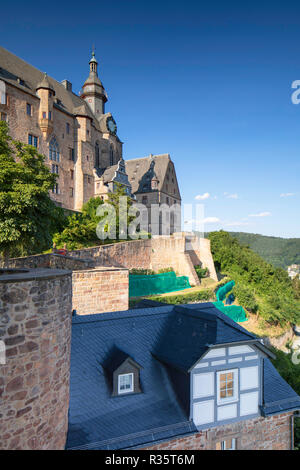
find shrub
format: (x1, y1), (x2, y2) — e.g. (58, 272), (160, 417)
(194, 265), (208, 280)
(233, 284), (258, 313)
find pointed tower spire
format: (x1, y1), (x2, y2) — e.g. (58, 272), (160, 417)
(81, 49), (108, 117)
(89, 47), (98, 74)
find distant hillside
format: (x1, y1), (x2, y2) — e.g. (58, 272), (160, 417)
(228, 232), (300, 269)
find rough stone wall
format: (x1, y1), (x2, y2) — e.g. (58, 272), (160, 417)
(263, 328), (295, 353)
(69, 240), (152, 270)
(0, 234), (217, 287)
(150, 236), (200, 286)
(143, 413), (293, 450)
(0, 270), (72, 450)
(72, 267), (128, 315)
(0, 253), (93, 271)
(186, 236), (218, 281)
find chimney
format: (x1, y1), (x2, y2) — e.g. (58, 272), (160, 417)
(61, 80), (72, 92)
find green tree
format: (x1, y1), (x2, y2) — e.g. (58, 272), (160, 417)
(0, 122), (66, 258)
(53, 197), (105, 250)
(209, 230), (300, 326)
(53, 185), (141, 249)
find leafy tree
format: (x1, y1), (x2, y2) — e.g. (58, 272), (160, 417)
(53, 184), (142, 249)
(209, 230), (300, 326)
(53, 197), (105, 250)
(0, 122), (66, 258)
(232, 284), (258, 313)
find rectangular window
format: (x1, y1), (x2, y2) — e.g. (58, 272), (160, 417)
(51, 164), (59, 174)
(42, 111), (46, 118)
(118, 373), (134, 394)
(70, 187), (74, 198)
(216, 438), (237, 450)
(69, 148), (75, 161)
(70, 170), (74, 180)
(217, 369), (238, 405)
(0, 112), (7, 121)
(48, 111), (52, 120)
(26, 103), (32, 116)
(52, 183), (59, 194)
(28, 135), (38, 148)
(66, 122), (70, 134)
(0, 91), (6, 105)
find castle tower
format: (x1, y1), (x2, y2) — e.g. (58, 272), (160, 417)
(0, 268), (72, 450)
(36, 74), (55, 139)
(80, 51), (108, 118)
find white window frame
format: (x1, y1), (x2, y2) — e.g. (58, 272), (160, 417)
(220, 438), (237, 450)
(118, 373), (134, 395)
(217, 369), (239, 405)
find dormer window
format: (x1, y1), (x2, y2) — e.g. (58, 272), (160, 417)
(217, 369), (238, 405)
(118, 373), (134, 394)
(102, 347), (142, 397)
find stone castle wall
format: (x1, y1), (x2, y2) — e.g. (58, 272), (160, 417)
(72, 267), (128, 315)
(68, 234), (217, 284)
(143, 412), (293, 450)
(0, 253), (93, 271)
(0, 269), (72, 450)
(0, 234), (217, 286)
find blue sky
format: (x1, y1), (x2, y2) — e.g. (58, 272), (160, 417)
(2, 0), (300, 237)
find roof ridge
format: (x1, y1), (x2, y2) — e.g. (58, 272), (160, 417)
(72, 305), (174, 324)
(125, 154), (170, 162)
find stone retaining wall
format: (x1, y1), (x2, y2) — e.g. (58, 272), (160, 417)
(0, 269), (72, 450)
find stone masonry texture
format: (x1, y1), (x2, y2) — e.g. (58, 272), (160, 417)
(143, 413), (293, 450)
(0, 234), (218, 286)
(72, 267), (129, 315)
(0, 269), (72, 450)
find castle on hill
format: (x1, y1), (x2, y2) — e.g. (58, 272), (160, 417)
(0, 47), (181, 234)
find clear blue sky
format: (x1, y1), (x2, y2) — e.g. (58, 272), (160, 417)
(2, 0), (300, 237)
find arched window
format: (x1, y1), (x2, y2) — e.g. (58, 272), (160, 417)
(95, 142), (100, 167)
(109, 145), (114, 166)
(0, 80), (6, 105)
(49, 136), (60, 162)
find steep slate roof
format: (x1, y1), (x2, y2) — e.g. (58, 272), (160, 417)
(125, 154), (181, 198)
(67, 302), (300, 450)
(0, 46), (96, 122)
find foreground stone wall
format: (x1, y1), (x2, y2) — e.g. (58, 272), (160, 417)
(72, 267), (128, 315)
(0, 253), (93, 271)
(0, 269), (72, 450)
(143, 412), (293, 450)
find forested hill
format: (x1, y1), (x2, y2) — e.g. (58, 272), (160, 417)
(228, 232), (300, 269)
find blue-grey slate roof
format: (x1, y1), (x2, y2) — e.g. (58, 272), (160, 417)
(66, 302), (300, 450)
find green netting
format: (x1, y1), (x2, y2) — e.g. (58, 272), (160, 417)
(213, 301), (247, 322)
(216, 280), (235, 301)
(129, 271), (191, 298)
(214, 281), (248, 322)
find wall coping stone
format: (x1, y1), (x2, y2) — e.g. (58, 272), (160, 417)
(0, 267), (72, 283)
